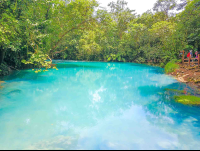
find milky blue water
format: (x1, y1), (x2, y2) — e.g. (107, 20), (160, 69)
(0, 61), (200, 150)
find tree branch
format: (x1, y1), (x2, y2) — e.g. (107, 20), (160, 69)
(54, 48), (68, 55)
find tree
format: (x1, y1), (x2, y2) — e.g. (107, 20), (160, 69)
(176, 0), (200, 51)
(0, 0), (19, 65)
(153, 0), (177, 18)
(176, 0), (188, 11)
(21, 0), (99, 70)
(108, 0), (135, 39)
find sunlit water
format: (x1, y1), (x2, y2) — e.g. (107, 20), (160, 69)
(0, 61), (200, 150)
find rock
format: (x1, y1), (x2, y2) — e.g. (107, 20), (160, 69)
(182, 74), (189, 77)
(26, 135), (78, 150)
(6, 89), (22, 95)
(177, 77), (187, 83)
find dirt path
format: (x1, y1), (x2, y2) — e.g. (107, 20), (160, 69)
(168, 64), (200, 90)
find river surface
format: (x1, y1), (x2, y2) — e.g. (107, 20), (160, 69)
(0, 61), (200, 150)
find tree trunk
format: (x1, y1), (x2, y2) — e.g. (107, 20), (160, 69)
(0, 46), (5, 65)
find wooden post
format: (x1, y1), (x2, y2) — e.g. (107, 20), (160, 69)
(189, 55), (191, 66)
(198, 54), (200, 67)
(182, 50), (184, 64)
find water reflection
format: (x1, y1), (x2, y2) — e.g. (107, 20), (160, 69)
(0, 62), (200, 149)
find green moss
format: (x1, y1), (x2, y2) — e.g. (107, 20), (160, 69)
(165, 88), (185, 94)
(164, 62), (179, 74)
(174, 95), (200, 105)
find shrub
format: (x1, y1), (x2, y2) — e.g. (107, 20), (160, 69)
(160, 63), (165, 68)
(164, 62), (179, 73)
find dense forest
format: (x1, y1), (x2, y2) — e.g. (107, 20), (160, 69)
(0, 0), (200, 76)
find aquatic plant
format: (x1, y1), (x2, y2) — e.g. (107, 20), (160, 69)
(165, 88), (185, 94)
(174, 95), (200, 105)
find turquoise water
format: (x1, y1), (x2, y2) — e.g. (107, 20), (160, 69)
(0, 61), (200, 150)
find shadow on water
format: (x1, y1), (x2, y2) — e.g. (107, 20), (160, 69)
(55, 63), (102, 69)
(0, 70), (46, 81)
(129, 63), (165, 74)
(149, 68), (165, 74)
(137, 82), (192, 97)
(129, 63), (154, 67)
(0, 63), (102, 82)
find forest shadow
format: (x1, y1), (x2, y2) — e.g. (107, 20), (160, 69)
(129, 63), (164, 74)
(0, 70), (45, 81)
(55, 63), (102, 69)
(0, 63), (102, 82)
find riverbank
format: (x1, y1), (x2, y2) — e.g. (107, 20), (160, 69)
(0, 63), (12, 76)
(168, 63), (200, 91)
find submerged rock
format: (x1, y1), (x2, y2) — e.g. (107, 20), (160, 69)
(0, 81), (5, 89)
(7, 89), (22, 95)
(174, 95), (200, 105)
(26, 135), (78, 150)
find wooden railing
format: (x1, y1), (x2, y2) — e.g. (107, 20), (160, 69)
(180, 50), (200, 67)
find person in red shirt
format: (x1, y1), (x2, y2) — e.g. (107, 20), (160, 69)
(187, 52), (191, 58)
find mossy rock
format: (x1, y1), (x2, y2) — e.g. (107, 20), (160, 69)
(174, 95), (200, 105)
(165, 88), (185, 94)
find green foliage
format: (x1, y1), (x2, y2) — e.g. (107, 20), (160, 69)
(169, 59), (181, 64)
(0, 0), (200, 76)
(153, 0), (177, 17)
(174, 95), (200, 105)
(164, 62), (179, 73)
(0, 63), (11, 76)
(21, 51), (52, 71)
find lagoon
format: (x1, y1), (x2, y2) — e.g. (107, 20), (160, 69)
(0, 61), (200, 150)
